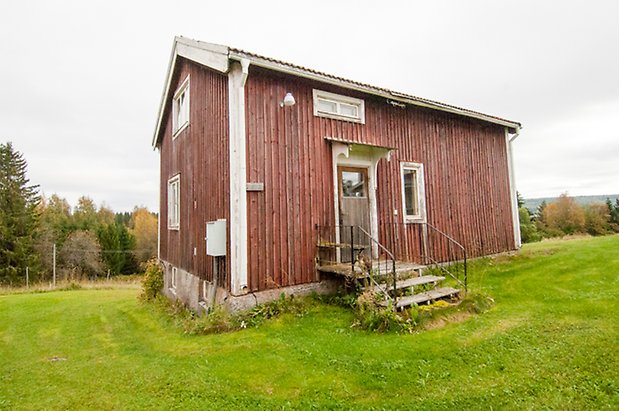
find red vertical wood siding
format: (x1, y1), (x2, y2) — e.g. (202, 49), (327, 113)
(158, 58), (230, 288)
(245, 67), (515, 292)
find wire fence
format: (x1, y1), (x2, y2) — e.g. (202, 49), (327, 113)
(1, 244), (157, 289)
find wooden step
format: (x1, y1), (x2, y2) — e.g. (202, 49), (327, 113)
(366, 275), (445, 293)
(380, 287), (460, 309)
(317, 260), (424, 279)
(357, 261), (425, 278)
(317, 242), (366, 250)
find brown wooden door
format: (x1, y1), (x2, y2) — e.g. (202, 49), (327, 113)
(338, 166), (370, 262)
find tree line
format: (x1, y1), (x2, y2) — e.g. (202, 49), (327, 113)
(0, 142), (158, 286)
(519, 192), (619, 243)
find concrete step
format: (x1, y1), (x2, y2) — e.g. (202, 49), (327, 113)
(366, 275), (445, 294)
(381, 287), (460, 309)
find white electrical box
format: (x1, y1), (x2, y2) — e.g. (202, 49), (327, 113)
(206, 219), (226, 256)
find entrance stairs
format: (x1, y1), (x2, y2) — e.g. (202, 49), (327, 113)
(317, 259), (460, 309)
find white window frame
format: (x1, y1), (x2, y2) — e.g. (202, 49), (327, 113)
(168, 174), (180, 230)
(313, 89), (365, 124)
(400, 162), (426, 223)
(172, 76), (190, 137)
(171, 266), (177, 290)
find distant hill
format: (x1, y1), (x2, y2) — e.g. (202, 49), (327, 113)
(524, 194), (619, 214)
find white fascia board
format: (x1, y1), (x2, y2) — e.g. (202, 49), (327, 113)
(228, 51), (520, 130)
(175, 38), (229, 73)
(152, 37), (229, 148)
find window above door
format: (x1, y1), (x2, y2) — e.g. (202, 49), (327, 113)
(313, 89), (365, 124)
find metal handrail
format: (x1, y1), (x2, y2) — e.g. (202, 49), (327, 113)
(423, 222), (468, 293)
(425, 222), (465, 250)
(357, 226), (398, 309)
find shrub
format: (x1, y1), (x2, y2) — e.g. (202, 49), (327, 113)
(141, 259), (164, 301)
(519, 207), (542, 243)
(351, 291), (416, 333)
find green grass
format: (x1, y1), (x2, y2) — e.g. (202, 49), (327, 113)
(1, 236), (618, 409)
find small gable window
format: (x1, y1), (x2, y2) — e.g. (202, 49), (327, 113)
(401, 162), (426, 223)
(173, 76), (190, 136)
(168, 175), (180, 229)
(313, 89), (365, 123)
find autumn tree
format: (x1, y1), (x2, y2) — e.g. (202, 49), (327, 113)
(129, 207), (158, 264)
(0, 142), (40, 285)
(60, 230), (103, 280)
(543, 193), (585, 235)
(97, 205), (115, 226)
(584, 204), (610, 236)
(73, 196), (99, 231)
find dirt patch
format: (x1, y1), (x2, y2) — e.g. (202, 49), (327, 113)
(421, 311), (474, 330)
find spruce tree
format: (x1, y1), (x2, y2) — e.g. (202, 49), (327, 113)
(0, 142), (40, 285)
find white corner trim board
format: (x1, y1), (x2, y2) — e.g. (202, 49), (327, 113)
(228, 58), (250, 295)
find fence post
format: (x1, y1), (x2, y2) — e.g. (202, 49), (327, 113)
(52, 243), (56, 288)
(350, 226), (355, 275)
(26, 267), (29, 288)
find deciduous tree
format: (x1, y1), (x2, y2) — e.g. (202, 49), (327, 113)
(129, 207), (158, 264)
(543, 193), (585, 235)
(60, 230), (103, 280)
(584, 204), (610, 236)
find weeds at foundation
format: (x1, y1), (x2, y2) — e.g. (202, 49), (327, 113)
(149, 293), (311, 335)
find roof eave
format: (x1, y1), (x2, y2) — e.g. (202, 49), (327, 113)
(152, 37), (230, 148)
(228, 50), (521, 130)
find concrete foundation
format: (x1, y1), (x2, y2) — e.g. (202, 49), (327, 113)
(161, 260), (340, 314)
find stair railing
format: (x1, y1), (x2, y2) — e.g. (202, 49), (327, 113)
(356, 226), (398, 310)
(315, 224), (398, 309)
(422, 222), (468, 293)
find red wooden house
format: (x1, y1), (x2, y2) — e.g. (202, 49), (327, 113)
(152, 37), (521, 312)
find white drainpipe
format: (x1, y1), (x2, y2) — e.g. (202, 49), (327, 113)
(506, 126), (522, 248)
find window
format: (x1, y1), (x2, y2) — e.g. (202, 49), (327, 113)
(168, 175), (180, 229)
(173, 76), (190, 136)
(171, 266), (177, 289)
(340, 169), (367, 198)
(313, 89), (365, 123)
(401, 162), (425, 222)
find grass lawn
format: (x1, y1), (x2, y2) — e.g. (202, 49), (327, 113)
(1, 235), (618, 410)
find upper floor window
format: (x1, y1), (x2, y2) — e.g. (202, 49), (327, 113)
(401, 162), (426, 223)
(173, 76), (190, 136)
(168, 174), (180, 229)
(313, 89), (365, 123)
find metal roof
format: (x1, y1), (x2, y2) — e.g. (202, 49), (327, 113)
(228, 47), (521, 129)
(153, 37), (521, 147)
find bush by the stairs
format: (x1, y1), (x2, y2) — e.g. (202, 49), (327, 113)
(351, 291), (418, 333)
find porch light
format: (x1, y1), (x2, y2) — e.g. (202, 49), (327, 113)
(280, 92), (295, 107)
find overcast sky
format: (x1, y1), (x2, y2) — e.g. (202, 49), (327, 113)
(1, 0), (617, 211)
